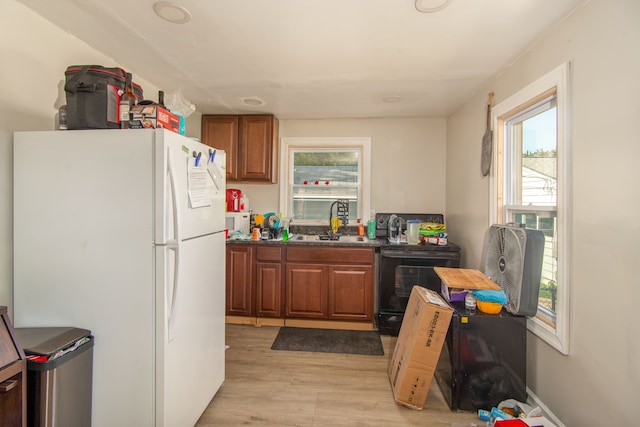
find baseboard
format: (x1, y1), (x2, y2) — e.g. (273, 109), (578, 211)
(283, 318), (375, 331)
(526, 387), (566, 427)
(256, 317), (285, 327)
(226, 315), (257, 325)
(226, 315), (375, 331)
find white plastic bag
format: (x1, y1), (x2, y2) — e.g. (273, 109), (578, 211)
(497, 399), (542, 418)
(165, 89), (196, 118)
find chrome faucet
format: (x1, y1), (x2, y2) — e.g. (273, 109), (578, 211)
(329, 200), (349, 237)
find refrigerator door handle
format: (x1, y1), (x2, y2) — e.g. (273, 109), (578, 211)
(166, 242), (180, 342)
(166, 147), (181, 341)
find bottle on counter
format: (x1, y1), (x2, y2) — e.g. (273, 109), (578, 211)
(251, 228), (261, 241)
(240, 194), (249, 212)
(119, 73), (136, 129)
(58, 105), (67, 130)
(367, 220), (376, 240)
(158, 90), (166, 109)
(357, 219), (364, 236)
(465, 291), (477, 314)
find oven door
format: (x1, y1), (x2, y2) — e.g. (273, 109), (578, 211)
(377, 248), (460, 335)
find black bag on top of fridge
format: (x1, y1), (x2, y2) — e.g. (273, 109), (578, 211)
(64, 65), (143, 130)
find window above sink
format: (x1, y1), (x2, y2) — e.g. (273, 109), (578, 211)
(279, 137), (372, 225)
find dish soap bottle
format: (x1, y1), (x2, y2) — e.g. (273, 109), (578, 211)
(357, 219), (364, 236)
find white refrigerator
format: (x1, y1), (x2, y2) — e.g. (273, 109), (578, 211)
(13, 128), (226, 427)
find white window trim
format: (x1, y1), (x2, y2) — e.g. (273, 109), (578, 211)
(279, 137), (372, 224)
(489, 62), (571, 355)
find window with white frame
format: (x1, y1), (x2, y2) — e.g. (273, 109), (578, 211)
(490, 63), (571, 355)
(279, 137), (372, 225)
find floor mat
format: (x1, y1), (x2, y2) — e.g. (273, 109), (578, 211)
(271, 327), (384, 356)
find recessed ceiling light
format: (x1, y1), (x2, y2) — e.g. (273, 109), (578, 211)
(241, 97), (265, 106)
(383, 96), (403, 103)
(153, 2), (191, 24)
(415, 0), (452, 13)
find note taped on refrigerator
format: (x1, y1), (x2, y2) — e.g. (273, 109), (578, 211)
(187, 162), (211, 208)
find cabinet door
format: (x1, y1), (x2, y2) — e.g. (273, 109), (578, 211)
(239, 115), (278, 183)
(285, 263), (327, 319)
(226, 245), (253, 316)
(0, 368), (25, 427)
(255, 262), (283, 318)
(328, 265), (373, 321)
(201, 115), (239, 180)
(0, 309), (25, 427)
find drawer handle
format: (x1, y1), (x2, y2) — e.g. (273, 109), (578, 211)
(0, 379), (18, 393)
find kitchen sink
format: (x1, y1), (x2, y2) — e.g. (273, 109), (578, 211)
(289, 234), (370, 244)
(339, 235), (368, 243)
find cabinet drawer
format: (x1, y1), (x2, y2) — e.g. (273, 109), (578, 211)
(286, 247), (373, 264)
(255, 246), (283, 262)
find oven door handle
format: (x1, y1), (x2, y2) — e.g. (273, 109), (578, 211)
(380, 249), (460, 260)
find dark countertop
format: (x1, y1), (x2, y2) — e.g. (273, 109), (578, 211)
(226, 236), (379, 248)
(226, 236), (460, 251)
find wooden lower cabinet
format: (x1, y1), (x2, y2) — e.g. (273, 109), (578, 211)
(226, 245), (254, 316)
(328, 265), (373, 321)
(255, 246), (284, 318)
(226, 244), (375, 323)
(286, 264), (328, 319)
(0, 307), (26, 427)
(285, 247), (374, 321)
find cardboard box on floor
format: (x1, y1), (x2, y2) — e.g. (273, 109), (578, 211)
(388, 286), (453, 410)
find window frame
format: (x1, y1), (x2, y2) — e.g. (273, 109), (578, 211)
(489, 63), (571, 355)
(279, 137), (372, 225)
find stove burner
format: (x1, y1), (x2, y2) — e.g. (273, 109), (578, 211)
(373, 212), (456, 251)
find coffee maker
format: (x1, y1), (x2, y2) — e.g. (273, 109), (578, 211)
(388, 214), (404, 244)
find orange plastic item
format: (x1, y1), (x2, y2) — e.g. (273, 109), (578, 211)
(477, 300), (503, 314)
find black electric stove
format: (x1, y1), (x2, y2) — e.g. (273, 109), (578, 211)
(374, 213), (461, 335)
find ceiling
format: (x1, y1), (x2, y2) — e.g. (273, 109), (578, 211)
(19, 0), (587, 119)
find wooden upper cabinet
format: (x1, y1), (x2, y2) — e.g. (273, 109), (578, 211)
(239, 115), (278, 183)
(201, 114), (278, 183)
(201, 115), (239, 180)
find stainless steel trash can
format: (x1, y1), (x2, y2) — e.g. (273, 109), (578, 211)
(13, 327), (93, 427)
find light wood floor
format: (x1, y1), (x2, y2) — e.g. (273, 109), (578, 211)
(196, 324), (480, 426)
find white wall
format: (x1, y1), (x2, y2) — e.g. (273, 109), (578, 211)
(446, 0), (639, 424)
(218, 118), (448, 218)
(4, 0), (639, 424)
(0, 1), (161, 318)
(1, 4), (448, 318)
